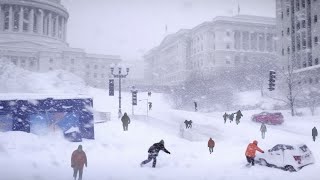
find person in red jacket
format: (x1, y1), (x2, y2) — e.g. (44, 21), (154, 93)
(208, 138), (215, 154)
(245, 140), (264, 166)
(71, 145), (87, 180)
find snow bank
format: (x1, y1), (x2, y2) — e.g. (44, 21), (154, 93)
(0, 60), (87, 95)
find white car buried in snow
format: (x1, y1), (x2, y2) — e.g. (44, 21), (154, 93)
(255, 144), (314, 172)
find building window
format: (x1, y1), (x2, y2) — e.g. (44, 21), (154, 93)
(297, 34), (301, 50)
(49, 58), (53, 63)
(71, 59), (74, 64)
(286, 7), (290, 16)
(315, 58), (319, 65)
(297, 22), (300, 30)
(287, 46), (290, 54)
(296, 0), (300, 11)
(315, 36), (319, 45)
(29, 61), (34, 67)
(226, 44), (230, 49)
(287, 27), (290, 35)
(282, 48), (285, 56)
(281, 30), (284, 36)
(315, 15), (318, 23)
(281, 11), (284, 19)
(303, 61), (307, 67)
(302, 32), (307, 48)
(302, 0), (306, 8)
(302, 20), (306, 28)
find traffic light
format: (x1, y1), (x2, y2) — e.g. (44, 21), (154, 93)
(109, 79), (114, 96)
(268, 70), (276, 91)
(132, 91), (137, 105)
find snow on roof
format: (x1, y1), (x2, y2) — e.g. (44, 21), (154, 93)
(0, 93), (92, 101)
(212, 15), (276, 26)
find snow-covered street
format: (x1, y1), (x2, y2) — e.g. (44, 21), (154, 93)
(1, 89), (319, 180)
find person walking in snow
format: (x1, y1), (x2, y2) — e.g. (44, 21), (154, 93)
(235, 110), (243, 125)
(229, 113), (234, 123)
(260, 123), (267, 139)
(140, 140), (171, 168)
(245, 140), (264, 166)
(71, 145), (87, 180)
(208, 138), (215, 154)
(312, 127), (318, 142)
(121, 112), (131, 131)
(223, 112), (228, 124)
(194, 101), (198, 112)
(148, 102), (152, 110)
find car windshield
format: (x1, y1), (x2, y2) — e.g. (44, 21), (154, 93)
(270, 144), (294, 151)
(300, 145), (309, 152)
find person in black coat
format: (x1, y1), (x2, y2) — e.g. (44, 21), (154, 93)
(235, 110), (243, 125)
(223, 112), (228, 124)
(312, 127), (318, 142)
(140, 140), (171, 168)
(229, 113), (234, 123)
(121, 112), (131, 131)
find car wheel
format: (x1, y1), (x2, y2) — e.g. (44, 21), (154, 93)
(284, 165), (296, 172)
(259, 158), (269, 166)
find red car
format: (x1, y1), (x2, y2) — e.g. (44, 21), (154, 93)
(251, 112), (284, 125)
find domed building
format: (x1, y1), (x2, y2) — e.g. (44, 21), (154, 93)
(0, 0), (121, 88)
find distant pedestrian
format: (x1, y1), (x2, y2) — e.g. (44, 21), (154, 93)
(148, 91), (152, 97)
(71, 145), (87, 180)
(312, 127), (318, 142)
(121, 112), (131, 131)
(194, 101), (198, 112)
(208, 138), (215, 154)
(235, 110), (243, 125)
(184, 120), (192, 129)
(149, 102), (152, 110)
(140, 140), (171, 168)
(260, 123), (267, 139)
(229, 113), (234, 123)
(223, 112), (228, 124)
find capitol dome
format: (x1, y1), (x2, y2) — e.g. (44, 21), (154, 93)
(0, 0), (69, 47)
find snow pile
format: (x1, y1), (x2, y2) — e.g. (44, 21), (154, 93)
(0, 60), (87, 94)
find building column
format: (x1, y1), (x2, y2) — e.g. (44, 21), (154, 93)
(48, 12), (52, 36)
(249, 33), (252, 50)
(19, 6), (24, 32)
(8, 5), (13, 31)
(61, 17), (65, 40)
(257, 33), (260, 52)
(264, 33), (267, 52)
(29, 8), (34, 33)
(55, 15), (59, 38)
(38, 9), (44, 34)
(62, 17), (67, 41)
(239, 31), (242, 50)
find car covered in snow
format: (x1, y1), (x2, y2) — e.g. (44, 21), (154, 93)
(251, 112), (284, 125)
(255, 144), (314, 172)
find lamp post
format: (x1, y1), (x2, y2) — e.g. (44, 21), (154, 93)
(110, 66), (129, 118)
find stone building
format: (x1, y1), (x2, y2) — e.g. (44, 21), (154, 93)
(0, 0), (121, 88)
(144, 15), (277, 87)
(276, 0), (320, 85)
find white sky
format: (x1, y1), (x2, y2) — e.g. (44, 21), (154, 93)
(62, 0), (275, 61)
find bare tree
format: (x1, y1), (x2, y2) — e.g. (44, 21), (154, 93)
(298, 87), (320, 116)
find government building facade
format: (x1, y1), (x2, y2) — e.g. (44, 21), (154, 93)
(0, 0), (121, 88)
(144, 15), (278, 87)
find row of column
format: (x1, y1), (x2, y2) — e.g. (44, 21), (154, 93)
(237, 31), (276, 52)
(0, 4), (67, 41)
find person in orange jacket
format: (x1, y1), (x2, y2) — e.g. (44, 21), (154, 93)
(208, 138), (215, 154)
(71, 145), (87, 180)
(245, 140), (264, 166)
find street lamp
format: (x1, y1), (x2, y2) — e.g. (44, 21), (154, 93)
(110, 65), (129, 118)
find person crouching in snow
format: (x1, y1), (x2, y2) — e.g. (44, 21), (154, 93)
(71, 145), (87, 180)
(245, 140), (264, 166)
(208, 138), (215, 154)
(140, 140), (171, 168)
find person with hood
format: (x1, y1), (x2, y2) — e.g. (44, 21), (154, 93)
(140, 140), (171, 168)
(223, 112), (228, 124)
(312, 127), (318, 142)
(260, 123), (267, 139)
(235, 110), (243, 125)
(71, 145), (87, 180)
(229, 113), (234, 123)
(245, 140), (264, 166)
(208, 138), (215, 154)
(121, 112), (131, 131)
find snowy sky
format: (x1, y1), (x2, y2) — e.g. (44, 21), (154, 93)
(62, 0), (275, 61)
